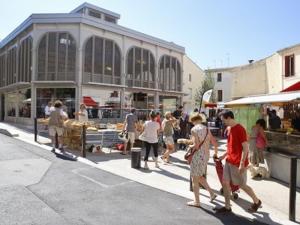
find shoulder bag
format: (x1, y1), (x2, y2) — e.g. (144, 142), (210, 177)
(184, 127), (208, 164)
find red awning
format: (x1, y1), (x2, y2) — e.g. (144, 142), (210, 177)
(281, 82), (300, 92)
(204, 103), (217, 108)
(83, 96), (98, 107)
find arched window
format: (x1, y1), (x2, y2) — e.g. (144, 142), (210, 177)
(37, 32), (76, 81)
(6, 47), (17, 85)
(0, 53), (6, 87)
(159, 55), (181, 91)
(18, 37), (32, 82)
(126, 47), (155, 88)
(83, 36), (121, 85)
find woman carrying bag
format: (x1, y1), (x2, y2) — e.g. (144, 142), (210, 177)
(187, 113), (218, 208)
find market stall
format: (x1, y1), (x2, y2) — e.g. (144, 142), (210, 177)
(36, 118), (145, 155)
(225, 91), (300, 187)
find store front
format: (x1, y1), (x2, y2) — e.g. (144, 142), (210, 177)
(159, 95), (179, 115)
(36, 88), (76, 119)
(2, 87), (31, 124)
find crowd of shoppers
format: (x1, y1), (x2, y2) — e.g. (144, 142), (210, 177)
(121, 108), (263, 214)
(46, 102), (264, 214)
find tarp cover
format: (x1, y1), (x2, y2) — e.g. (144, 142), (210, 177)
(225, 92), (300, 106)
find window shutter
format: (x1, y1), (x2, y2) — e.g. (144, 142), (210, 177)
(285, 56), (290, 77)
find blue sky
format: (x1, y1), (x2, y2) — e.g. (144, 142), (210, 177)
(1, 0), (300, 69)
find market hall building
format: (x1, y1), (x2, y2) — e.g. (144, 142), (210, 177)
(0, 2), (185, 125)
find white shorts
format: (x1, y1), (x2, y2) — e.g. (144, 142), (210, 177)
(125, 132), (135, 144)
(49, 126), (64, 137)
(163, 136), (174, 145)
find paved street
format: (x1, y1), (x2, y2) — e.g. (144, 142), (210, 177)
(0, 133), (269, 225)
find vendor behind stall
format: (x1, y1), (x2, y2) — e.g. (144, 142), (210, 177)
(268, 110), (281, 130)
(74, 103), (88, 122)
(292, 111), (300, 131)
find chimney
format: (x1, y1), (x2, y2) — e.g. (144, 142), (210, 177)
(248, 59), (254, 64)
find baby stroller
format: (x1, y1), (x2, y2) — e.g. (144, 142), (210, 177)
(213, 156), (239, 200)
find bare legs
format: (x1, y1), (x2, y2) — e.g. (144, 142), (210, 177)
(51, 135), (63, 151)
(123, 140), (133, 155)
(189, 175), (216, 206)
(162, 143), (174, 162)
(222, 180), (260, 209)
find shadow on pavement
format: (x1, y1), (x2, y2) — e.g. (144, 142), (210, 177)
(198, 202), (269, 225)
(154, 167), (190, 182)
(53, 152), (77, 161)
(209, 187), (282, 225)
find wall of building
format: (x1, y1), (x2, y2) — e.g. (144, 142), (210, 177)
(212, 70), (234, 103)
(182, 55), (204, 113)
(0, 5), (186, 125)
(280, 45), (300, 89)
(231, 60), (268, 99)
(265, 53), (282, 93)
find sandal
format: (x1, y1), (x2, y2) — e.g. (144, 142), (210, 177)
(210, 193), (217, 203)
(248, 200), (262, 213)
(215, 206), (232, 213)
(187, 201), (200, 208)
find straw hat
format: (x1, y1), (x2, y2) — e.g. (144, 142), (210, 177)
(190, 112), (207, 123)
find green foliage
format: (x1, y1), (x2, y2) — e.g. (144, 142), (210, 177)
(194, 71), (216, 108)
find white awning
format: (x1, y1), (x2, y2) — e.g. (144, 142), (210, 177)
(225, 92), (300, 105)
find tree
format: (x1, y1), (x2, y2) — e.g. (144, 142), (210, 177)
(194, 70), (215, 111)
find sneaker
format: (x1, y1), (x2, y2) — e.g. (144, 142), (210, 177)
(51, 148), (55, 153)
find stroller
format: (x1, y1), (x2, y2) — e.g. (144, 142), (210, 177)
(213, 156), (239, 200)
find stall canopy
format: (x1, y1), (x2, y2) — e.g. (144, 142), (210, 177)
(281, 81), (300, 92)
(204, 102), (225, 108)
(83, 96), (98, 107)
(225, 92), (300, 106)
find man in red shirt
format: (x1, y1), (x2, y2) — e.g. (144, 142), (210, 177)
(216, 111), (262, 213)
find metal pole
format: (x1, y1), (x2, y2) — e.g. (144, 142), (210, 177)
(199, 89), (206, 112)
(81, 125), (86, 158)
(55, 133), (58, 148)
(199, 94), (203, 112)
(289, 157), (297, 221)
(34, 118), (37, 142)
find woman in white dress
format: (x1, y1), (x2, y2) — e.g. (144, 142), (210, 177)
(187, 113), (218, 208)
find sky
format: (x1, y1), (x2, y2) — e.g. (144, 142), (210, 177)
(1, 0), (300, 69)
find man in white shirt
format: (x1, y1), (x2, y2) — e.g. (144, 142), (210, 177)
(44, 102), (53, 118)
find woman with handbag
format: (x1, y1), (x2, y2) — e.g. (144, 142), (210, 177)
(187, 113), (218, 208)
(249, 119), (267, 166)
